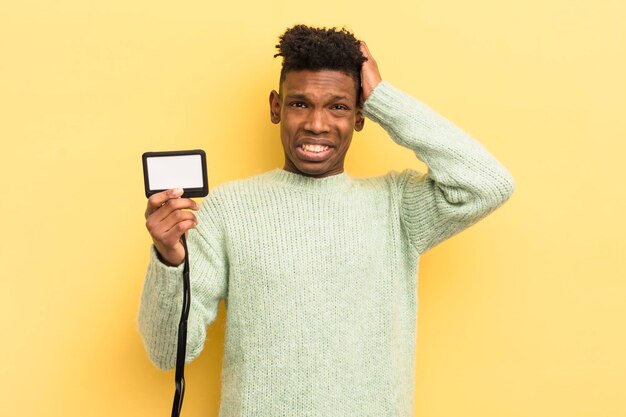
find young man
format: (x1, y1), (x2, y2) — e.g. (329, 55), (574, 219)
(139, 25), (515, 416)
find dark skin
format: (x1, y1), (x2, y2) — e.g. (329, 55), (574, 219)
(145, 41), (381, 266)
(269, 70), (364, 178)
(269, 42), (382, 178)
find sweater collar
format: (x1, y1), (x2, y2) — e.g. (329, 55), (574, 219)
(267, 168), (352, 192)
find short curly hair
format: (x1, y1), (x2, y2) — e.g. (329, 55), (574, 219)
(274, 25), (366, 100)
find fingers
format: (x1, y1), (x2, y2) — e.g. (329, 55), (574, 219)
(146, 205), (198, 266)
(148, 198), (199, 226)
(359, 41), (370, 58)
(146, 188), (183, 214)
(158, 218), (198, 249)
(359, 41), (378, 70)
(149, 209), (198, 237)
(145, 199), (199, 243)
(358, 40), (382, 102)
(145, 188), (202, 263)
(359, 41), (375, 63)
(145, 189), (199, 219)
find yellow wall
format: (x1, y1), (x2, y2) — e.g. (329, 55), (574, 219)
(1, 1), (624, 416)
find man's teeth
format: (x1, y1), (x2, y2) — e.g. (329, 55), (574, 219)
(301, 144), (329, 153)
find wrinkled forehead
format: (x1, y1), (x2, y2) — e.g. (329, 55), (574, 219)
(279, 69), (359, 101)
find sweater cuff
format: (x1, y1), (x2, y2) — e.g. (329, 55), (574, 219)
(148, 245), (184, 296)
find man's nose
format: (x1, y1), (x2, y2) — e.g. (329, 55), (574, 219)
(304, 109), (330, 134)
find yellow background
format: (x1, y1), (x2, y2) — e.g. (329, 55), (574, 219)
(1, 1), (624, 416)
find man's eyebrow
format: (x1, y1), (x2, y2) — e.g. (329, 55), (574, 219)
(284, 93), (309, 100)
(284, 93), (352, 102)
(329, 95), (351, 102)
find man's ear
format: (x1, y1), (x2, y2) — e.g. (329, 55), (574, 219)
(269, 90), (281, 124)
(354, 107), (365, 132)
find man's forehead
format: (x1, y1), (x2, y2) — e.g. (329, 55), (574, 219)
(280, 69), (357, 98)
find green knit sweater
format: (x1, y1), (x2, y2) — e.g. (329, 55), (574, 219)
(137, 81), (515, 416)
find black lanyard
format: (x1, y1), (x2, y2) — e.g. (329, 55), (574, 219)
(171, 233), (191, 417)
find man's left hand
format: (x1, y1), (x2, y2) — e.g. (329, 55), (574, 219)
(359, 41), (382, 104)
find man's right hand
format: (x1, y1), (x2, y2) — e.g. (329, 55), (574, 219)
(145, 188), (200, 266)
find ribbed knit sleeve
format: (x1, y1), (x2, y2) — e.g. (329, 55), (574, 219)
(136, 192), (229, 370)
(362, 81), (515, 256)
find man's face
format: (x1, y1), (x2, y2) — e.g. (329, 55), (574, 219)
(269, 70), (364, 178)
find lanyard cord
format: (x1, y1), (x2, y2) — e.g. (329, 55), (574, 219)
(171, 233), (191, 417)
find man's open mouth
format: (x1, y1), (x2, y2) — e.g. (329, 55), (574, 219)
(296, 143), (334, 161)
(301, 144), (329, 153)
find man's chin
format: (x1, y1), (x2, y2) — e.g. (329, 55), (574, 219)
(287, 161), (340, 178)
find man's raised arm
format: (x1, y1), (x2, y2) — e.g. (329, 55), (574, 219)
(360, 42), (515, 256)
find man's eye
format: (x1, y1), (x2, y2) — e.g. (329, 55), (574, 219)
(332, 104), (349, 110)
(289, 102), (307, 108)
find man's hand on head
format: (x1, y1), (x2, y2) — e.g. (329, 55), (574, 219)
(359, 41), (383, 104)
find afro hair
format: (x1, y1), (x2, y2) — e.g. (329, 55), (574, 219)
(274, 25), (367, 98)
